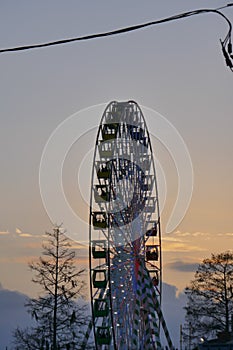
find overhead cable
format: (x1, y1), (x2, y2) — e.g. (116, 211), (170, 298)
(0, 4), (232, 70)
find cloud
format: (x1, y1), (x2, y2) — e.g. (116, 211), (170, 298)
(173, 231), (191, 237)
(19, 233), (33, 237)
(0, 287), (32, 349)
(16, 228), (33, 238)
(217, 232), (233, 237)
(163, 236), (183, 243)
(0, 230), (9, 235)
(165, 260), (199, 272)
(70, 243), (89, 250)
(171, 231), (233, 239)
(192, 231), (210, 237)
(163, 239), (205, 252)
(0, 256), (37, 264)
(171, 231), (211, 238)
(161, 282), (187, 348)
(14, 256), (38, 264)
(24, 241), (42, 249)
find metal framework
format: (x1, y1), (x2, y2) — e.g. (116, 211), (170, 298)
(83, 101), (174, 350)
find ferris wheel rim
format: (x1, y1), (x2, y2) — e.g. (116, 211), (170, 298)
(89, 100), (162, 349)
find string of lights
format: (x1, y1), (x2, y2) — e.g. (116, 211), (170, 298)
(0, 4), (232, 71)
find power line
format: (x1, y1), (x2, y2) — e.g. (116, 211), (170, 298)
(0, 4), (233, 71)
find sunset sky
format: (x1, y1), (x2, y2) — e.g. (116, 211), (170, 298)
(0, 0), (232, 322)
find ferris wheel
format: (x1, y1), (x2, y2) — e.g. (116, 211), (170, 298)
(82, 101), (174, 350)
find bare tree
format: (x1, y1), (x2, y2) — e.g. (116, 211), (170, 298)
(13, 226), (92, 350)
(184, 251), (233, 345)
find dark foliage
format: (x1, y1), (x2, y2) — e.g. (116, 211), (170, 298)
(13, 227), (92, 350)
(183, 251), (233, 346)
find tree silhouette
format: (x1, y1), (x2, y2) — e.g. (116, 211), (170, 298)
(183, 251), (233, 346)
(13, 226), (92, 350)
